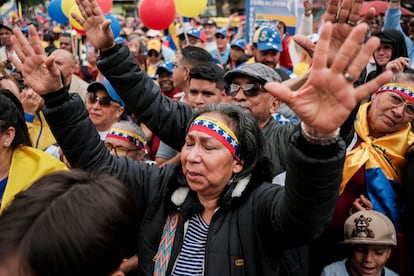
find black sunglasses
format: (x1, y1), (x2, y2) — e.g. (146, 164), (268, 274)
(147, 51), (160, 58)
(87, 93), (114, 107)
(228, 83), (266, 97)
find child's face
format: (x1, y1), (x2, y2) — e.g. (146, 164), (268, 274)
(350, 244), (392, 276)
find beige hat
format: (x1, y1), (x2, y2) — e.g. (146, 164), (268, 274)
(343, 210), (397, 246)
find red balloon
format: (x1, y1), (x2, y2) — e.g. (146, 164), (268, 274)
(72, 25), (86, 35)
(97, 0), (113, 13)
(139, 0), (175, 30)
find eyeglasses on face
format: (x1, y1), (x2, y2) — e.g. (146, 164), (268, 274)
(147, 50), (160, 58)
(387, 92), (414, 115)
(180, 38), (199, 45)
(215, 35), (226, 40)
(228, 83), (266, 97)
(105, 142), (139, 156)
(376, 45), (393, 52)
(87, 93), (115, 107)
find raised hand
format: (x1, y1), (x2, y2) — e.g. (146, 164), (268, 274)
(9, 25), (63, 95)
(265, 22), (392, 136)
(294, 0), (376, 66)
(73, 0), (115, 51)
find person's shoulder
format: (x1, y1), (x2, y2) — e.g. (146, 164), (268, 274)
(321, 259), (349, 276)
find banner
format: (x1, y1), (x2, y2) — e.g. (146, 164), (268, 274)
(245, 0), (304, 43)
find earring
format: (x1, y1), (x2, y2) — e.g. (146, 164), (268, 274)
(4, 141), (9, 146)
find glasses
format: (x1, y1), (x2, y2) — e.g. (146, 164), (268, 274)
(180, 38), (199, 45)
(228, 83), (266, 97)
(376, 45), (392, 52)
(387, 92), (414, 115)
(147, 51), (160, 58)
(87, 94), (116, 107)
(215, 35), (226, 40)
(105, 143), (140, 156)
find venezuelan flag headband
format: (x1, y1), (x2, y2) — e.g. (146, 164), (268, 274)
(189, 115), (241, 163)
(107, 128), (146, 149)
(376, 82), (414, 102)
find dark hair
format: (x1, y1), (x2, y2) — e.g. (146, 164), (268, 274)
(189, 62), (225, 90)
(181, 46), (214, 67)
(187, 103), (266, 181)
(0, 170), (139, 276)
(0, 90), (31, 148)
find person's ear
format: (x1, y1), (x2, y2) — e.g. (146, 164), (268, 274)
(269, 96), (281, 114)
(232, 160), (243, 174)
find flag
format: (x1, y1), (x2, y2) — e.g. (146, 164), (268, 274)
(166, 22), (179, 52)
(36, 10), (47, 24)
(0, 0), (18, 21)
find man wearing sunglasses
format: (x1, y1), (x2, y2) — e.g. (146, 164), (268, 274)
(146, 39), (163, 79)
(86, 79), (125, 140)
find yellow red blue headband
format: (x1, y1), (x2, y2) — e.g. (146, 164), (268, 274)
(189, 115), (241, 163)
(107, 128), (146, 149)
(376, 82), (414, 103)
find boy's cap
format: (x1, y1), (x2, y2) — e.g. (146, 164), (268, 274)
(224, 63), (282, 84)
(87, 78), (125, 107)
(252, 26), (282, 52)
(343, 210), (397, 246)
(147, 39), (161, 52)
(178, 28), (206, 43)
(230, 39), (246, 50)
(156, 61), (173, 75)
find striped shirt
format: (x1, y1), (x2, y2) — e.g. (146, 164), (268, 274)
(172, 213), (209, 276)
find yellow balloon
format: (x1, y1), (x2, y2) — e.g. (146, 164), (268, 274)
(174, 0), (207, 17)
(61, 0), (76, 17)
(69, 5), (84, 31)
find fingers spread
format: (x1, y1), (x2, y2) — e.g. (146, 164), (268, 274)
(311, 22), (332, 71)
(330, 23), (369, 74)
(264, 81), (293, 105)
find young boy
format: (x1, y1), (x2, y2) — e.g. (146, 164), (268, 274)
(321, 210), (399, 276)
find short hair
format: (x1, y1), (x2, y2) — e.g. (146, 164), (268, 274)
(0, 170), (139, 276)
(189, 62), (225, 90)
(185, 103), (267, 181)
(181, 46), (214, 68)
(0, 89), (31, 148)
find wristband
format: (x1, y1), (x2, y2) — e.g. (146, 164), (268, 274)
(301, 122), (340, 146)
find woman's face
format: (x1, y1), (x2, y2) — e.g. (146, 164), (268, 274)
(374, 43), (393, 67)
(181, 112), (243, 199)
(349, 245), (391, 276)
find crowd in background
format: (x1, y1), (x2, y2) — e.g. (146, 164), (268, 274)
(0, 0), (414, 275)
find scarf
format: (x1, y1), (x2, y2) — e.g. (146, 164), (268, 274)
(341, 103), (414, 231)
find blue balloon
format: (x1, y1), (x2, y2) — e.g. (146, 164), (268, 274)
(105, 14), (121, 38)
(48, 0), (69, 24)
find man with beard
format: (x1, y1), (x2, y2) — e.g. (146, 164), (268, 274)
(156, 62), (181, 100)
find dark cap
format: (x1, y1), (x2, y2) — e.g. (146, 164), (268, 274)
(0, 24), (13, 33)
(224, 63), (282, 84)
(87, 78), (125, 107)
(202, 19), (217, 27)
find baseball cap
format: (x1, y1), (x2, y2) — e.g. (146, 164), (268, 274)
(156, 61), (174, 75)
(215, 28), (227, 38)
(178, 28), (206, 43)
(147, 39), (161, 52)
(230, 39), (246, 51)
(0, 24), (13, 33)
(252, 26), (282, 52)
(147, 29), (161, 38)
(87, 78), (126, 107)
(343, 210), (397, 246)
(224, 63), (282, 84)
(202, 19), (217, 27)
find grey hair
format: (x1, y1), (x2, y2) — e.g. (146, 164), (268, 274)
(392, 72), (414, 83)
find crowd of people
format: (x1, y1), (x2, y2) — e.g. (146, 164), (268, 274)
(0, 0), (413, 275)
